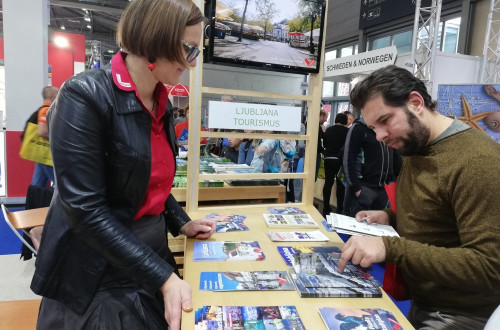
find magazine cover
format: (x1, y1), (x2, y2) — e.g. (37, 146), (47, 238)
(318, 307), (403, 329)
(199, 271), (295, 291)
(266, 230), (329, 242)
(193, 241), (265, 261)
(277, 246), (342, 266)
(289, 268), (382, 298)
(263, 213), (319, 228)
(194, 305), (306, 330)
(200, 213), (249, 233)
(267, 206), (306, 215)
(293, 252), (379, 286)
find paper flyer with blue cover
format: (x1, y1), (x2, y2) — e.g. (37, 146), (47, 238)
(194, 305), (306, 330)
(193, 241), (265, 261)
(318, 307), (403, 330)
(199, 213), (249, 233)
(199, 271), (294, 291)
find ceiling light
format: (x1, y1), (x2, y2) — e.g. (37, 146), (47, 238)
(54, 36), (69, 48)
(84, 17), (91, 22)
(87, 25), (92, 29)
(60, 25), (65, 30)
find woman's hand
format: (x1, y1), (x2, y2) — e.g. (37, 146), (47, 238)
(180, 219), (216, 239)
(354, 210), (389, 225)
(161, 273), (192, 330)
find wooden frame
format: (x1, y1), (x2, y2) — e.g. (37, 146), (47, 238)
(185, 0), (327, 213)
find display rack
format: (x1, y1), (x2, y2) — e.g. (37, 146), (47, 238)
(185, 9), (324, 213)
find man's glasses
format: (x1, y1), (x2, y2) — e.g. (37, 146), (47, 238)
(181, 40), (200, 62)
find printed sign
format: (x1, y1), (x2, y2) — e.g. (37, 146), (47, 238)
(208, 101), (301, 132)
(324, 46), (397, 77)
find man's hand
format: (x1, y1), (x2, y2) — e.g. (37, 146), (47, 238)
(180, 219), (216, 239)
(338, 236), (386, 273)
(355, 210), (389, 225)
(161, 273), (193, 330)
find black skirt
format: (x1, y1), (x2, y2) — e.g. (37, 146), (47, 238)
(37, 214), (178, 330)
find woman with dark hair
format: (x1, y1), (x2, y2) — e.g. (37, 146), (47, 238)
(31, 0), (215, 329)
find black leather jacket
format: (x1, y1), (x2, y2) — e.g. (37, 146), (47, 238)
(30, 64), (191, 314)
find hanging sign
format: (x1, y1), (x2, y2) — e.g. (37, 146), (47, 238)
(324, 46), (397, 77)
(208, 101), (301, 132)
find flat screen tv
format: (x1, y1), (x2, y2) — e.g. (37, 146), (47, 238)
(204, 0), (326, 74)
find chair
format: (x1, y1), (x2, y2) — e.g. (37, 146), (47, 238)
(1, 205), (48, 256)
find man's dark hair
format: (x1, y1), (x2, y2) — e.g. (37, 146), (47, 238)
(350, 65), (437, 112)
(334, 113), (348, 125)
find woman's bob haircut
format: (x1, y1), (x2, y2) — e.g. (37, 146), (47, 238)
(116, 0), (204, 68)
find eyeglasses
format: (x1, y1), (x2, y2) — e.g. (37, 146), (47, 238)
(181, 39), (200, 62)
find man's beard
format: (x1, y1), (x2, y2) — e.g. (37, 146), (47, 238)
(395, 106), (430, 156)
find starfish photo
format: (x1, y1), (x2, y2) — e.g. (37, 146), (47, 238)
(458, 95), (494, 132)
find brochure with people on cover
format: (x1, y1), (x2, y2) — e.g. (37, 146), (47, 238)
(194, 305), (306, 330)
(199, 213), (249, 233)
(193, 241), (265, 261)
(318, 307), (403, 329)
(199, 271), (294, 291)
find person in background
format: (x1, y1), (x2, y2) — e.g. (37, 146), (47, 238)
(238, 130), (256, 166)
(342, 113), (401, 217)
(31, 1), (215, 329)
(338, 65), (500, 329)
(322, 112), (349, 216)
(171, 106), (180, 119)
(173, 107), (186, 125)
(221, 95), (235, 102)
(344, 110), (355, 127)
(220, 130), (242, 163)
(250, 133), (281, 173)
(31, 86), (58, 187)
(316, 109), (328, 180)
(174, 104), (207, 143)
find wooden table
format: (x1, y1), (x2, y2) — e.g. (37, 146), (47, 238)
(0, 300), (41, 330)
(172, 184), (286, 204)
(182, 204), (414, 329)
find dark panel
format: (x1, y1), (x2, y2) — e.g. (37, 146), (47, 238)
(359, 0), (457, 29)
(325, 0), (361, 49)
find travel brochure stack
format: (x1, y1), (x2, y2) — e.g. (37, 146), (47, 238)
(190, 208), (402, 328)
(289, 250), (382, 298)
(194, 305), (306, 330)
(325, 212), (400, 237)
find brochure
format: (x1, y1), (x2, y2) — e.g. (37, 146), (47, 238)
(267, 206), (306, 215)
(193, 241), (265, 261)
(199, 213), (249, 233)
(318, 307), (403, 329)
(277, 246), (342, 266)
(326, 213), (400, 237)
(194, 305), (306, 330)
(289, 268), (382, 298)
(199, 271), (294, 291)
(266, 230), (329, 242)
(288, 251), (382, 298)
(263, 213), (319, 228)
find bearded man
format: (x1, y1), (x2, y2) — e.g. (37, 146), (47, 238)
(337, 65), (500, 330)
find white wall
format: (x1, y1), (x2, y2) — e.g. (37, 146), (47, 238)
(395, 51), (482, 99)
